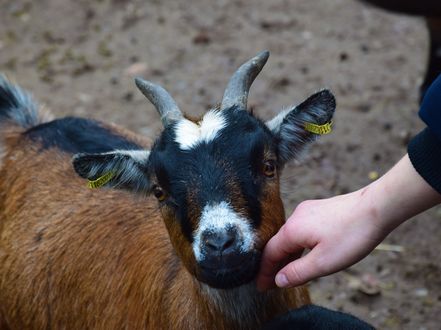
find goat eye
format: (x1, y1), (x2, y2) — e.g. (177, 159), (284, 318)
(263, 160), (276, 178)
(152, 185), (167, 201)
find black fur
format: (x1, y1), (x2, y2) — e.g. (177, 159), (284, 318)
(275, 89), (336, 163)
(25, 117), (143, 154)
(262, 305), (375, 330)
(361, 0), (441, 16)
(0, 75), (40, 128)
(72, 150), (151, 192)
(149, 107), (275, 242)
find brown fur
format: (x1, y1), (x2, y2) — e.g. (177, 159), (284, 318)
(0, 122), (309, 329)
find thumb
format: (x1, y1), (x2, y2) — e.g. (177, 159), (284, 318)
(256, 224), (307, 291)
(275, 247), (326, 288)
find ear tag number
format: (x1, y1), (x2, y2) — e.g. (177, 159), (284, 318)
(88, 172), (115, 189)
(304, 121), (332, 135)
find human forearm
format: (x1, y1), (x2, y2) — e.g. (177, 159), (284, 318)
(366, 154), (441, 233)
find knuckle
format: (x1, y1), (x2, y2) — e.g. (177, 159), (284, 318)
(294, 200), (316, 218)
(313, 254), (332, 276)
(285, 262), (305, 285)
(279, 223), (296, 245)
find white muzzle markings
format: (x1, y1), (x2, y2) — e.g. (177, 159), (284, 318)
(193, 201), (255, 262)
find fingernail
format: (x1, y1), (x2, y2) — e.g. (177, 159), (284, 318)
(275, 273), (288, 287)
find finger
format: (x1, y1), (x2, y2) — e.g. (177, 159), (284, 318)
(256, 226), (306, 290)
(256, 248), (303, 291)
(261, 224), (307, 272)
(275, 247), (325, 288)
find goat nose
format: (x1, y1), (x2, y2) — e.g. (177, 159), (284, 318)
(203, 229), (238, 254)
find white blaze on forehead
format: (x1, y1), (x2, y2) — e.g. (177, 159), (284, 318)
(174, 110), (226, 150)
(193, 201), (255, 262)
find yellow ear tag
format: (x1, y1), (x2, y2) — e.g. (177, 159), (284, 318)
(304, 121), (332, 135)
(87, 172), (115, 189)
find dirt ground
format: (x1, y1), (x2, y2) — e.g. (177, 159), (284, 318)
(1, 0), (440, 328)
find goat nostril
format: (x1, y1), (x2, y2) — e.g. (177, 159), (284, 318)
(205, 239), (219, 251)
(223, 236), (234, 250)
(203, 231), (238, 253)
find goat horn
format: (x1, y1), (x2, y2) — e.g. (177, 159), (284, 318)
(135, 78), (183, 127)
(220, 51), (270, 111)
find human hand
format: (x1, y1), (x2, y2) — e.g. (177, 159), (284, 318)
(256, 154), (441, 291)
(256, 189), (387, 290)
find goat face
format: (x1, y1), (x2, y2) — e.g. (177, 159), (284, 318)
(73, 51), (335, 289)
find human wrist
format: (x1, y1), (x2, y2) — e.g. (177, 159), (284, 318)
(356, 155), (441, 235)
(363, 177), (401, 234)
(353, 182), (393, 238)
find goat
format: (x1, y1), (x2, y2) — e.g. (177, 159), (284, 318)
(0, 51), (335, 329)
(361, 0), (441, 99)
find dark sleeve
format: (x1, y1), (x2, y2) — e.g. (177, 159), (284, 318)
(408, 128), (441, 194)
(419, 74), (441, 141)
(407, 74), (441, 194)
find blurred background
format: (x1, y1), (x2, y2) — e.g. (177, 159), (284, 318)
(1, 0), (439, 328)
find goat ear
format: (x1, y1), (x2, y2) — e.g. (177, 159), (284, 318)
(266, 89), (336, 164)
(72, 149), (151, 192)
